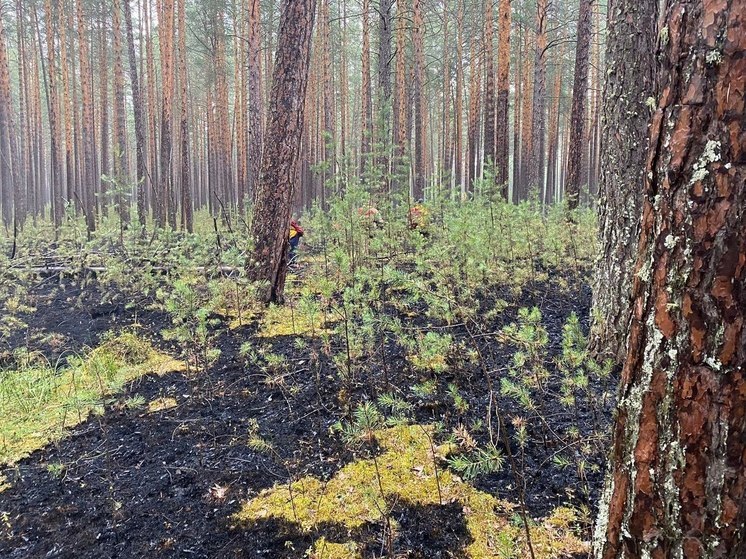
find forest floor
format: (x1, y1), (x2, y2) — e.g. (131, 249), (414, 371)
(0, 262), (614, 558)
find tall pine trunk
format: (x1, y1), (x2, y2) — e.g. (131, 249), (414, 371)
(564, 0), (593, 211)
(247, 0), (264, 202)
(529, 0), (548, 199)
(494, 0), (510, 197)
(248, 0), (317, 303)
(589, 0), (657, 362)
(360, 0), (373, 177)
(76, 0), (96, 231)
(176, 0), (192, 232)
(482, 0), (496, 177)
(124, 0), (148, 229)
(411, 0), (426, 201)
(158, 0), (175, 228)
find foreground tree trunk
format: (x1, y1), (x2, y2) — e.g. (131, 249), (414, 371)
(248, 0), (316, 303)
(564, 0), (592, 210)
(593, 2), (746, 557)
(589, 0), (657, 362)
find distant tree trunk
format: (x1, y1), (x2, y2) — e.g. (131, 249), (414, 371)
(0, 15), (21, 229)
(593, 2), (746, 557)
(494, 0), (510, 197)
(247, 0), (264, 200)
(360, 0), (373, 177)
(158, 0), (175, 227)
(235, 0), (247, 210)
(454, 0), (464, 195)
(378, 0), (394, 194)
(466, 36), (481, 194)
(512, 21), (522, 199)
(564, 0), (592, 211)
(587, 3), (601, 199)
(124, 0), (148, 229)
(14, 2), (30, 227)
(248, 0), (316, 304)
(440, 4), (451, 193)
(58, 2), (75, 211)
(321, 0), (335, 202)
(589, 0), (657, 362)
(517, 27), (533, 202)
(339, 0), (349, 173)
(29, 13), (45, 218)
(545, 44), (563, 206)
(144, 0), (159, 219)
(529, 0), (548, 198)
(412, 0), (427, 201)
(112, 0), (129, 226)
(44, 0), (64, 227)
(482, 0), (496, 178)
(77, 0), (96, 231)
(96, 13), (109, 217)
(393, 0), (408, 192)
(176, 0), (192, 232)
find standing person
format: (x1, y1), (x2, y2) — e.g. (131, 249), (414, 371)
(408, 201), (430, 234)
(288, 219), (305, 265)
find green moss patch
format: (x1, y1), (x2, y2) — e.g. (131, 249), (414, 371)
(257, 302), (333, 338)
(234, 424), (587, 558)
(0, 332), (184, 464)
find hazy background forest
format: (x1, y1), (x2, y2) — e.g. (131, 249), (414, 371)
(0, 0), (604, 228)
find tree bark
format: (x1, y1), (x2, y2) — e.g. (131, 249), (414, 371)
(248, 0), (317, 304)
(466, 36), (481, 194)
(158, 0), (175, 228)
(482, 0), (496, 176)
(495, 0), (510, 196)
(412, 0), (427, 201)
(0, 14), (21, 229)
(112, 0), (130, 227)
(393, 0), (409, 193)
(589, 0), (657, 362)
(454, 0), (464, 195)
(176, 0), (192, 232)
(360, 0), (373, 177)
(43, 0), (64, 227)
(593, 1), (746, 557)
(564, 0), (593, 211)
(529, 0), (548, 199)
(123, 0), (148, 229)
(247, 0), (264, 202)
(76, 0), (96, 231)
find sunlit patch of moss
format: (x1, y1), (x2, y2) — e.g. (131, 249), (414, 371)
(148, 396), (178, 413)
(0, 332), (185, 464)
(0, 474), (9, 493)
(257, 303), (333, 338)
(307, 537), (361, 559)
(234, 424), (587, 558)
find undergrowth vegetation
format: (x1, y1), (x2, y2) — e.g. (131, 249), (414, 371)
(0, 192), (612, 557)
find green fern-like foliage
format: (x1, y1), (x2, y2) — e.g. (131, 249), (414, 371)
(448, 442), (505, 480)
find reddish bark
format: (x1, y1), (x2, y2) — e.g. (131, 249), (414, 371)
(594, 1), (746, 557)
(248, 0), (317, 303)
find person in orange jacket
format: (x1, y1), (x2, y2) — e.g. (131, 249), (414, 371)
(288, 220), (305, 264)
